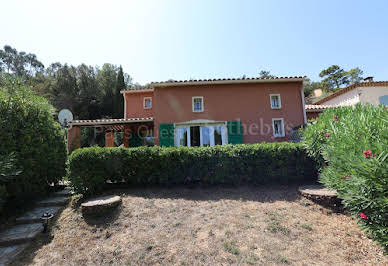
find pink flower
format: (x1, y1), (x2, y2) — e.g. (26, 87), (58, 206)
(363, 150), (373, 159)
(324, 133), (330, 137)
(341, 174), (351, 180)
(333, 115), (339, 121)
(360, 212), (368, 220)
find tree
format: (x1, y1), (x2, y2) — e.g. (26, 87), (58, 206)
(113, 66), (126, 118)
(259, 70), (275, 78)
(319, 65), (363, 91)
(304, 78), (324, 98)
(97, 63), (118, 117)
(0, 45), (44, 77)
(319, 65), (348, 90)
(347, 67), (364, 84)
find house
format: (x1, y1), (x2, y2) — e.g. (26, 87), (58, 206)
(68, 76), (307, 151)
(305, 78), (388, 120)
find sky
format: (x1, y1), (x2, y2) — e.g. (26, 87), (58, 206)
(1, 0), (388, 85)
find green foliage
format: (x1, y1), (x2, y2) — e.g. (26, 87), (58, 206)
(68, 143), (317, 195)
(113, 66), (125, 118)
(303, 104), (388, 251)
(319, 65), (363, 91)
(258, 70), (275, 78)
(0, 45), (44, 76)
(0, 153), (21, 212)
(0, 80), (67, 211)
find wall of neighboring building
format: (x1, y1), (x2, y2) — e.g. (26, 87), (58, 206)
(153, 81), (305, 145)
(359, 86), (388, 106)
(306, 112), (321, 120)
(123, 91), (154, 119)
(321, 88), (360, 106)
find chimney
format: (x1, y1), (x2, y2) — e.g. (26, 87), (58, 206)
(363, 76), (374, 82)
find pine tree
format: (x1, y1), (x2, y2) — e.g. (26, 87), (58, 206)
(113, 66), (125, 118)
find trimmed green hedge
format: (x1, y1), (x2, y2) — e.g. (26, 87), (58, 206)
(68, 143), (317, 195)
(303, 104), (388, 251)
(0, 80), (67, 212)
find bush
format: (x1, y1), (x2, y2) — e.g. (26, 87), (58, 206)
(0, 80), (67, 212)
(303, 104), (388, 251)
(68, 142), (317, 195)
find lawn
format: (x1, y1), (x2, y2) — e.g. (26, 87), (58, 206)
(12, 186), (387, 265)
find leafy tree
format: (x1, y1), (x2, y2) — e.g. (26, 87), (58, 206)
(97, 63), (118, 117)
(304, 78), (324, 97)
(0, 45), (44, 77)
(259, 70), (275, 78)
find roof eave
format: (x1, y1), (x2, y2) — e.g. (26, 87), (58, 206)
(120, 89), (154, 94)
(151, 78), (306, 88)
(69, 118), (154, 126)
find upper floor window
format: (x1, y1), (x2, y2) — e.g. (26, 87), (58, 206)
(192, 96), (204, 112)
(144, 97), (152, 109)
(272, 118), (285, 137)
(270, 94), (281, 109)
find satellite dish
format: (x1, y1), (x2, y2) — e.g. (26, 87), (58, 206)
(58, 109), (73, 128)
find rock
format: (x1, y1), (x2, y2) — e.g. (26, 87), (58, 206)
(299, 185), (341, 208)
(81, 195), (121, 216)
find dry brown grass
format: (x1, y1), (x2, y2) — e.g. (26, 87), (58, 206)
(12, 186), (387, 265)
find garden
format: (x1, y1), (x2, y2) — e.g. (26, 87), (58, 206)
(0, 77), (387, 264)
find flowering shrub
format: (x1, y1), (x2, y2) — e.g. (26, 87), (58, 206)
(303, 104), (388, 251)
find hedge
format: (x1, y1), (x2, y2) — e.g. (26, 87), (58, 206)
(0, 79), (67, 212)
(303, 104), (388, 251)
(68, 142), (317, 195)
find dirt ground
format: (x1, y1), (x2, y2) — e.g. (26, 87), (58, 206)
(12, 186), (387, 265)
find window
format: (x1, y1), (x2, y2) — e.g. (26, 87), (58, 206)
(175, 124), (227, 147)
(192, 96), (204, 112)
(272, 118), (285, 137)
(144, 97), (152, 109)
(270, 94), (281, 109)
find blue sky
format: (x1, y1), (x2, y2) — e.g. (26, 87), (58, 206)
(1, 0), (388, 84)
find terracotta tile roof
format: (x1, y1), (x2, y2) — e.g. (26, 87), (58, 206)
(151, 76), (306, 87)
(120, 88), (153, 93)
(69, 117), (153, 126)
(305, 104), (337, 112)
(314, 81), (388, 105)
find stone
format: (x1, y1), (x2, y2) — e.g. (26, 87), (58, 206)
(299, 185), (341, 208)
(0, 243), (28, 266)
(0, 224), (42, 246)
(299, 185), (337, 197)
(81, 195), (121, 216)
(16, 206), (61, 224)
(36, 196), (70, 207)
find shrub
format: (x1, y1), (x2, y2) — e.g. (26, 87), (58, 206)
(68, 142), (317, 195)
(303, 104), (388, 251)
(0, 80), (67, 212)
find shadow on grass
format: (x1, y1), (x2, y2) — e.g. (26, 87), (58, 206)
(82, 205), (122, 227)
(101, 181), (320, 203)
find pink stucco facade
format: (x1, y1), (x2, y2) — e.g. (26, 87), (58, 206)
(152, 81), (305, 145)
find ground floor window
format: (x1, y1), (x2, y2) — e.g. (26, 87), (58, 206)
(175, 124), (227, 147)
(272, 118), (285, 137)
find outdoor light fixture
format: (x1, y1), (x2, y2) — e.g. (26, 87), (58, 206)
(41, 212), (54, 233)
